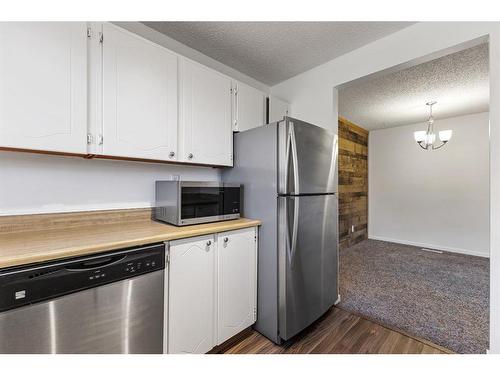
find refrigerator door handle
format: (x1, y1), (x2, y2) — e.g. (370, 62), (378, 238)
(289, 122), (300, 195)
(288, 196), (299, 266)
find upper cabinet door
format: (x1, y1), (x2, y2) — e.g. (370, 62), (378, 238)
(168, 235), (216, 354)
(234, 82), (265, 132)
(179, 58), (233, 166)
(0, 22), (87, 154)
(269, 95), (289, 123)
(102, 24), (178, 161)
(217, 227), (257, 345)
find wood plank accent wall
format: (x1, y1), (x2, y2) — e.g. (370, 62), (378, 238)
(338, 117), (368, 250)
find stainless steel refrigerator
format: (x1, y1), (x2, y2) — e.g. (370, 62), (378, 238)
(223, 116), (338, 344)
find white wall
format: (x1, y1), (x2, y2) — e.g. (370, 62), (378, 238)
(271, 22), (500, 353)
(0, 153), (219, 216)
(368, 112), (490, 257)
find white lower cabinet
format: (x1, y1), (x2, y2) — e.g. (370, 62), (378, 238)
(167, 235), (216, 354)
(217, 227), (257, 344)
(166, 227), (258, 354)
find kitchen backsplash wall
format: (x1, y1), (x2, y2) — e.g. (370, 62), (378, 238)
(0, 152), (219, 216)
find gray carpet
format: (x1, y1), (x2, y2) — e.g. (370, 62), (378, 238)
(338, 239), (489, 353)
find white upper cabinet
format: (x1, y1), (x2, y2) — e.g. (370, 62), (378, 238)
(179, 58), (233, 166)
(0, 22), (88, 153)
(101, 24), (178, 160)
(217, 227), (257, 345)
(168, 235), (216, 354)
(269, 95), (289, 123)
(233, 81), (266, 132)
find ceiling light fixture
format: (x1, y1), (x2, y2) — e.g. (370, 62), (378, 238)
(413, 101), (452, 150)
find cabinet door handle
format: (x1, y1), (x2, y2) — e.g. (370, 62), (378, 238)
(169, 151), (175, 158)
(206, 240), (212, 247)
(223, 237), (229, 243)
(188, 153), (193, 160)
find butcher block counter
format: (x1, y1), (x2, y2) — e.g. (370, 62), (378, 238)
(0, 208), (261, 269)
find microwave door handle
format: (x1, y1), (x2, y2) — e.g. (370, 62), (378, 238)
(220, 189), (225, 215)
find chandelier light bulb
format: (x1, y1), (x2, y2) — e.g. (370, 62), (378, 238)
(439, 130), (453, 142)
(414, 131), (426, 142)
(425, 132), (436, 145)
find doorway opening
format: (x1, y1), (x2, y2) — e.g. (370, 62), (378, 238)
(336, 40), (490, 354)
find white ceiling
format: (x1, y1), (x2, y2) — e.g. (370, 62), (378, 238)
(142, 22), (414, 85)
(339, 43), (490, 131)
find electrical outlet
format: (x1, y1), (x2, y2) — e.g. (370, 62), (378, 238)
(351, 225), (355, 233)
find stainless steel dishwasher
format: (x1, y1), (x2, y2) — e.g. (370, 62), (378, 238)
(0, 243), (165, 354)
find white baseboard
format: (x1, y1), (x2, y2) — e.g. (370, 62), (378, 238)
(368, 235), (489, 258)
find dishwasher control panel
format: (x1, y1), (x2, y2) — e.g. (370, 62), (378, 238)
(0, 243), (165, 313)
(124, 258), (158, 274)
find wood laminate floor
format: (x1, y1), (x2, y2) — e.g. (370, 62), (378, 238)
(221, 307), (450, 354)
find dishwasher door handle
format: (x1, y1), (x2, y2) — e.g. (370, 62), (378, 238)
(64, 255), (127, 271)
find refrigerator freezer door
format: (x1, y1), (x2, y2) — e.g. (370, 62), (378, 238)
(278, 194), (338, 341)
(278, 117), (337, 195)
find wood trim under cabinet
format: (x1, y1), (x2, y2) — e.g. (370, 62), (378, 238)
(0, 146), (230, 168)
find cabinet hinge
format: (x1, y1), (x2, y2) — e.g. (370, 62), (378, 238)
(99, 32), (103, 44)
(230, 154), (233, 161)
(166, 251), (170, 264)
(87, 134), (93, 145)
(87, 27), (92, 39)
(254, 307), (257, 320)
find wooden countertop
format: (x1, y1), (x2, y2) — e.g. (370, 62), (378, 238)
(0, 217), (261, 269)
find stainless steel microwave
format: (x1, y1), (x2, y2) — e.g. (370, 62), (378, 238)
(154, 181), (241, 226)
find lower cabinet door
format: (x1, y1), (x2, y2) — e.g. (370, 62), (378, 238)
(168, 235), (215, 354)
(217, 227), (257, 345)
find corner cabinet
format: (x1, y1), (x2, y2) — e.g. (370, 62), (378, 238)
(0, 22), (88, 154)
(166, 226), (258, 354)
(233, 81), (266, 132)
(268, 95), (289, 123)
(179, 58), (233, 166)
(101, 24), (178, 161)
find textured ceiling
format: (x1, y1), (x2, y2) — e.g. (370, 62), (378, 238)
(142, 22), (414, 85)
(339, 43), (490, 130)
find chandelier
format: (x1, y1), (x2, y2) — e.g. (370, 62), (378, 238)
(413, 101), (452, 150)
